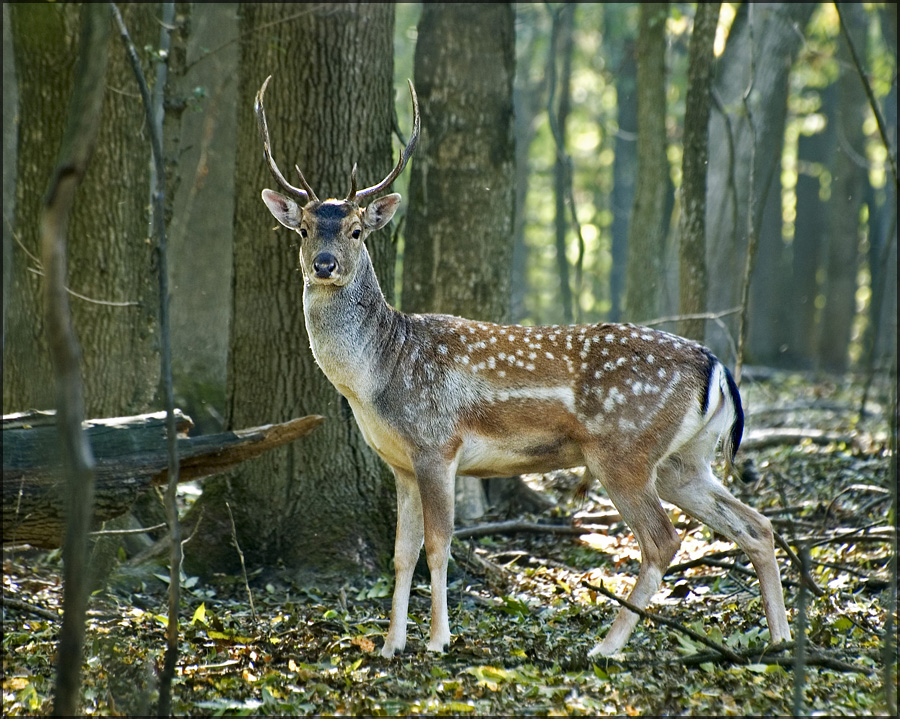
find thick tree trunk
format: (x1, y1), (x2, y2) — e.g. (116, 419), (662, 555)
(5, 4), (160, 417)
(704, 3), (816, 362)
(186, 3), (398, 576)
(401, 3), (515, 323)
(168, 3), (239, 435)
(605, 5), (639, 323)
(677, 3), (720, 342)
(817, 2), (868, 372)
(624, 3), (669, 323)
(787, 85), (837, 368)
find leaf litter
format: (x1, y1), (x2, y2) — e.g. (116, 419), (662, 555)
(2, 371), (895, 715)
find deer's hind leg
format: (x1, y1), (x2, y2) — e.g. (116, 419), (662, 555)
(585, 450), (682, 657)
(655, 449), (791, 645)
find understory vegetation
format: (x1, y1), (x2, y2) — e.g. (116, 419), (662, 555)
(3, 371), (896, 716)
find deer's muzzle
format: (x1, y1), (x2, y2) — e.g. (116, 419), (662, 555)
(312, 252), (338, 280)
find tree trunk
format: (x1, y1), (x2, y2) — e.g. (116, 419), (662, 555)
(2, 4), (16, 358)
(870, 4), (897, 367)
(677, 3), (720, 342)
(605, 5), (639, 323)
(5, 3), (160, 417)
(168, 3), (239, 435)
(511, 4), (549, 324)
(704, 3), (816, 362)
(624, 2), (669, 323)
(401, 3), (515, 323)
(787, 84), (837, 368)
(817, 2), (868, 372)
(747, 164), (789, 364)
(551, 4), (576, 325)
(186, 3), (399, 576)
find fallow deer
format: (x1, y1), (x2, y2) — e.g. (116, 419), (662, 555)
(254, 76), (791, 658)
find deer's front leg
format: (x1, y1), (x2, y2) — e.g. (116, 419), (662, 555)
(382, 466), (424, 658)
(415, 456), (456, 653)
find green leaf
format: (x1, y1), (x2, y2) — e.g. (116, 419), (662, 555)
(191, 602), (206, 625)
(499, 595), (531, 617)
(833, 616), (853, 631)
(444, 701), (476, 712)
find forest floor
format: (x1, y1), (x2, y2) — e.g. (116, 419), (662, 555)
(3, 369), (897, 716)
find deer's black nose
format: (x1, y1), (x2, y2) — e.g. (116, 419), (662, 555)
(313, 252), (337, 278)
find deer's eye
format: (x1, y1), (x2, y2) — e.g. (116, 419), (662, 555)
(299, 227), (308, 239)
(351, 229), (361, 240)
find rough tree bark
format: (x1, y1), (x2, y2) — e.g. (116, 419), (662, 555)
(624, 2), (669, 323)
(402, 3), (515, 323)
(5, 4), (160, 418)
(186, 3), (398, 575)
(678, 2), (720, 342)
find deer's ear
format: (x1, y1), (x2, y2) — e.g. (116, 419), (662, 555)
(262, 189), (303, 230)
(363, 193), (401, 231)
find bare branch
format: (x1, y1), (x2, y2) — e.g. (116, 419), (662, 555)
(109, 4), (180, 715)
(583, 579), (745, 662)
(834, 3), (898, 190)
(45, 5), (109, 716)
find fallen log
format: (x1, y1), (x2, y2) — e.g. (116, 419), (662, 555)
(3, 409), (324, 548)
(741, 427), (859, 451)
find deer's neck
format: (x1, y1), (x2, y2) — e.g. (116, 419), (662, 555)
(302, 247), (401, 394)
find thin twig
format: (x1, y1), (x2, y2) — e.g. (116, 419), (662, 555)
(26, 268), (141, 307)
(226, 501), (257, 622)
(583, 579), (745, 662)
(89, 522), (167, 537)
(774, 530), (828, 597)
(644, 305), (741, 367)
(109, 5), (180, 716)
(5, 215), (140, 307)
(643, 306), (742, 327)
(454, 520), (600, 540)
(734, 4), (757, 386)
(183, 4), (329, 72)
(834, 3), (897, 190)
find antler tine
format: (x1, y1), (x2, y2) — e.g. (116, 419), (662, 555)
(353, 79), (420, 203)
(345, 163), (359, 202)
(255, 75), (318, 203)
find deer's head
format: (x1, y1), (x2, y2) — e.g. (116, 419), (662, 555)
(256, 76), (419, 287)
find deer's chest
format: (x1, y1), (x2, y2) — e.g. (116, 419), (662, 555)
(341, 390), (417, 472)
